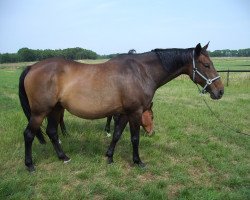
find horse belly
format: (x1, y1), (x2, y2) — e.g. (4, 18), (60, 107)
(61, 91), (122, 119)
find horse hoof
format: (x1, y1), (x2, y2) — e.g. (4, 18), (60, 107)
(62, 156), (71, 163)
(63, 158), (71, 164)
(138, 162), (146, 168)
(107, 157), (114, 164)
(27, 165), (35, 172)
(135, 161), (146, 168)
(106, 132), (111, 137)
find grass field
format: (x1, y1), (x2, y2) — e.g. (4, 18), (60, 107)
(0, 58), (249, 199)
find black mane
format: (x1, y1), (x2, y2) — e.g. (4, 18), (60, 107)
(152, 48), (193, 73)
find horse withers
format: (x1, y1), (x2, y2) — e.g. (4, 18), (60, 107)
(19, 43), (224, 171)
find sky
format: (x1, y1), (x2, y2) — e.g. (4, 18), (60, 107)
(0, 0), (249, 55)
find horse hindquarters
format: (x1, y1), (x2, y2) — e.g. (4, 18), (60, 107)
(19, 67), (46, 171)
(20, 65), (64, 171)
(19, 67), (46, 144)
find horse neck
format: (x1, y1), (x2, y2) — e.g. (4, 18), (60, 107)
(140, 51), (192, 89)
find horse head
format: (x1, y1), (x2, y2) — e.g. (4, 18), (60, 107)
(191, 43), (224, 99)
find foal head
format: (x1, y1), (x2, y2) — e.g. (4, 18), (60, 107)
(141, 103), (154, 135)
(190, 43), (224, 99)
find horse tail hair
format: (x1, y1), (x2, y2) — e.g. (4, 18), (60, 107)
(19, 66), (31, 120)
(19, 66), (46, 144)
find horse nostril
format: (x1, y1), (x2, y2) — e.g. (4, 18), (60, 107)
(219, 89), (224, 96)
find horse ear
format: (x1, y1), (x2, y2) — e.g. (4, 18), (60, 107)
(203, 41), (210, 51)
(195, 43), (202, 56)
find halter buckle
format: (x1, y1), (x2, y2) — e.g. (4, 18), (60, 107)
(206, 79), (212, 85)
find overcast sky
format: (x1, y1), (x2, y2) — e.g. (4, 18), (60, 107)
(0, 0), (249, 54)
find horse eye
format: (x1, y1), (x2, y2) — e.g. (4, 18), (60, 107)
(204, 63), (210, 68)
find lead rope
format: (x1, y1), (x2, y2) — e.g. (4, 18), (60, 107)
(195, 77), (250, 137)
(192, 50), (249, 136)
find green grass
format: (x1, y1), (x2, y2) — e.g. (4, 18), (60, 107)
(212, 57), (250, 70)
(0, 58), (249, 200)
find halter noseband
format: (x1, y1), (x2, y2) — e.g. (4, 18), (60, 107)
(192, 50), (220, 94)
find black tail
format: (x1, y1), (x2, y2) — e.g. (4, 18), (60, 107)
(19, 66), (31, 120)
(19, 66), (46, 144)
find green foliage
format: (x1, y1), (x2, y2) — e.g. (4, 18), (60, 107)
(0, 53), (19, 63)
(0, 47), (98, 63)
(209, 48), (250, 57)
(1, 47), (250, 64)
(18, 47), (36, 62)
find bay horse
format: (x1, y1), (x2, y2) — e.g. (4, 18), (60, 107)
(19, 43), (224, 171)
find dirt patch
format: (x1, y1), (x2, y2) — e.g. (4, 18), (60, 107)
(167, 184), (184, 200)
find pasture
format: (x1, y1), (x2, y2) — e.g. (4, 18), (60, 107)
(0, 58), (249, 199)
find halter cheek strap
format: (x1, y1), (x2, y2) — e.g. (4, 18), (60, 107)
(192, 50), (220, 94)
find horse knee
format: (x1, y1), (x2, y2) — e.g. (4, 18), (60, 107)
(131, 135), (139, 144)
(24, 129), (35, 143)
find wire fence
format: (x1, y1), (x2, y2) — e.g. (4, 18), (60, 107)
(217, 69), (250, 86)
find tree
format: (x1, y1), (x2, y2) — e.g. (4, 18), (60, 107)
(18, 48), (36, 62)
(0, 53), (19, 63)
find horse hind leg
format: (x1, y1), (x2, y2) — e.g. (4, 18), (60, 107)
(46, 106), (70, 163)
(36, 128), (46, 144)
(24, 114), (45, 172)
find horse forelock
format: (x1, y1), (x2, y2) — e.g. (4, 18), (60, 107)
(152, 48), (193, 72)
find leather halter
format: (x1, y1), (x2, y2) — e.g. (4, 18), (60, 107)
(192, 50), (220, 93)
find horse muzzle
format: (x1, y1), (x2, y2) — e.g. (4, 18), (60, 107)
(210, 88), (224, 100)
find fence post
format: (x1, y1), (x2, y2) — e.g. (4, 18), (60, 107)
(226, 68), (229, 86)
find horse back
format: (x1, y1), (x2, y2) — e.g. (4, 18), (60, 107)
(24, 57), (152, 119)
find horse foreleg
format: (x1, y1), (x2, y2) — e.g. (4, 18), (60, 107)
(106, 115), (128, 164)
(129, 112), (146, 168)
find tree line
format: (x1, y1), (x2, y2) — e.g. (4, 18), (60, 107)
(0, 47), (250, 63)
(209, 48), (250, 57)
(0, 47), (99, 63)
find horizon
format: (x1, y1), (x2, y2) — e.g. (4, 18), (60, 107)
(1, 46), (250, 56)
(0, 0), (249, 55)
